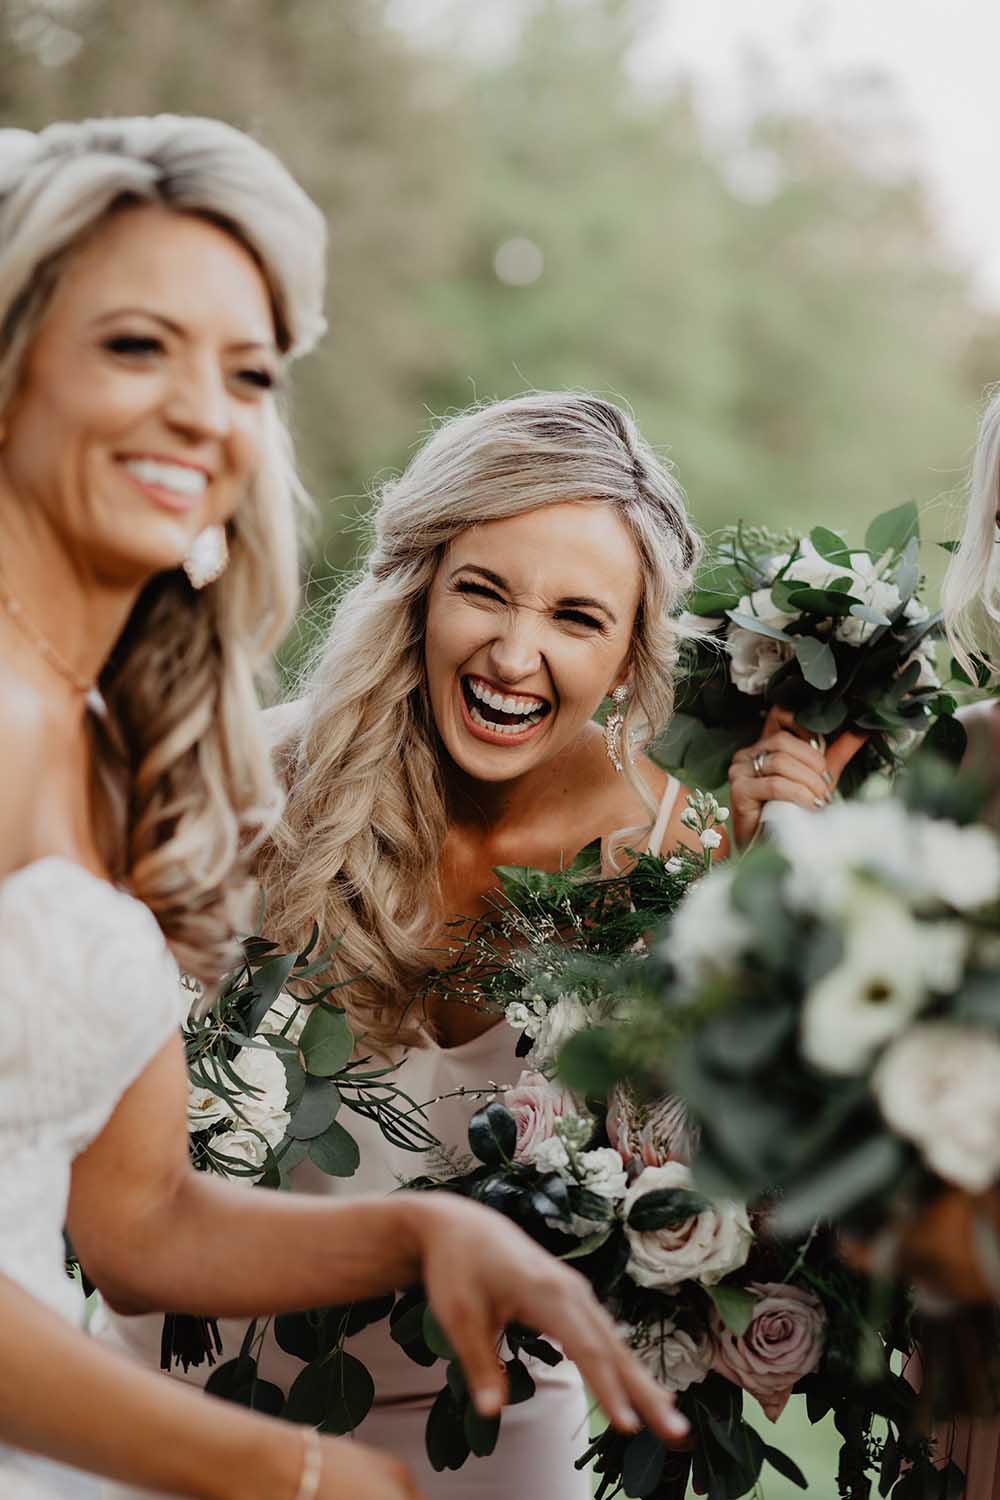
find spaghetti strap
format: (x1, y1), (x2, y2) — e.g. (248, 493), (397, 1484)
(647, 775), (681, 856)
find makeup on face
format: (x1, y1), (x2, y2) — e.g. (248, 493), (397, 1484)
(0, 204), (279, 584)
(424, 501), (642, 783)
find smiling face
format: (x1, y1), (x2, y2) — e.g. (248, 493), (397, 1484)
(0, 203), (280, 585)
(424, 501), (643, 783)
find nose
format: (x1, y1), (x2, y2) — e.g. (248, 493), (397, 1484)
(487, 608), (543, 683)
(162, 353), (231, 442)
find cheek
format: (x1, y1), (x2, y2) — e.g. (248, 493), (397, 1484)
(425, 600), (490, 674)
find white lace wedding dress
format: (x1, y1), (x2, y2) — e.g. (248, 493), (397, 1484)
(0, 858), (185, 1499)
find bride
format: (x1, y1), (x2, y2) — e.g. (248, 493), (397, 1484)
(103, 391), (848, 1494)
(0, 123), (687, 1500)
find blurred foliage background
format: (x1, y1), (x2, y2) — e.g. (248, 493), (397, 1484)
(4, 0), (998, 682)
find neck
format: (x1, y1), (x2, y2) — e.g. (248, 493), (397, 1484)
(442, 741), (577, 834)
(0, 468), (143, 695)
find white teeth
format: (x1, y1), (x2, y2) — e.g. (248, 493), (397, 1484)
(123, 458), (208, 497)
(467, 678), (546, 717)
(469, 703), (544, 736)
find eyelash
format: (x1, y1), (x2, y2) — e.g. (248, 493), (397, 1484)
(102, 335), (276, 392)
(454, 580), (605, 632)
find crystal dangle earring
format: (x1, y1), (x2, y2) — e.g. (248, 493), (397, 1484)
(183, 524), (229, 589)
(604, 684), (630, 773)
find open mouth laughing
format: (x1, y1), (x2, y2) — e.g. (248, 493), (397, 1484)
(459, 673), (552, 743)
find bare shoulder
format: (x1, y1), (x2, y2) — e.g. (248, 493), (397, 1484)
(0, 672), (52, 874)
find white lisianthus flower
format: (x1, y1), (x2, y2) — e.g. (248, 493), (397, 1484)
(577, 1148), (629, 1205)
(229, 1044), (291, 1149)
(505, 1000), (537, 1035)
(727, 626), (795, 696)
(630, 1318), (715, 1393)
(530, 991), (589, 1069)
(623, 1162), (752, 1290)
(186, 1079), (232, 1135)
(663, 857), (685, 874)
(914, 820), (1000, 912)
(800, 891), (955, 1075)
(210, 1127), (272, 1181)
(873, 1024), (1000, 1192)
(662, 868), (752, 988)
(903, 598), (931, 624)
(714, 806), (730, 823)
(700, 828), (723, 851)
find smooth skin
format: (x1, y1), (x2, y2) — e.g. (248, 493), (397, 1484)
(421, 502), (714, 1045)
(727, 705), (868, 848)
(0, 205), (687, 1500)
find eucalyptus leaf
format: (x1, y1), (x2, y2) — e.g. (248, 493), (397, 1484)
(307, 1118), (360, 1177)
(464, 1402), (501, 1457)
(762, 1443), (808, 1489)
(622, 1429), (668, 1498)
(809, 526), (854, 567)
(425, 1386), (470, 1472)
(298, 1004), (354, 1078)
(726, 609), (791, 643)
(865, 501), (919, 559)
(204, 1354), (284, 1415)
(505, 1356), (537, 1405)
(793, 636), (838, 691)
(284, 1349), (374, 1434)
(245, 952), (299, 1035)
(287, 1075), (341, 1141)
(772, 1133), (909, 1234)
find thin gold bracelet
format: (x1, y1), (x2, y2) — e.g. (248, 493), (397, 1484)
(294, 1428), (322, 1500)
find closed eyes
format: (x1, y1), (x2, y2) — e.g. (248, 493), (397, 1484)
(102, 333), (276, 392)
(453, 579), (606, 632)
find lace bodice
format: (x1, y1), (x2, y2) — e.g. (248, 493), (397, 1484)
(0, 858), (186, 1498)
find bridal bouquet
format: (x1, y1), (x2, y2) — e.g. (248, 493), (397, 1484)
(658, 503), (963, 793)
(162, 927), (438, 1407)
(383, 795), (946, 1500)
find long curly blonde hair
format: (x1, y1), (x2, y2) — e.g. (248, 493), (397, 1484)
(260, 393), (700, 1047)
(0, 116), (326, 983)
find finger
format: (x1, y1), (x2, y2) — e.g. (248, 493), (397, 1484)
(826, 729), (868, 783)
(759, 731), (828, 776)
(734, 775), (830, 813)
(736, 751), (831, 807)
(437, 1299), (507, 1417)
(615, 1346), (692, 1445)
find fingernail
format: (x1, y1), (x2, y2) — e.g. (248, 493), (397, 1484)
(668, 1411), (691, 1438)
(823, 770), (833, 786)
(474, 1386), (502, 1417)
(619, 1407), (641, 1433)
(809, 736), (821, 751)
(813, 797), (825, 809)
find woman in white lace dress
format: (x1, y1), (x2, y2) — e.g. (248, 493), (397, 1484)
(101, 393), (708, 1497)
(0, 125), (686, 1500)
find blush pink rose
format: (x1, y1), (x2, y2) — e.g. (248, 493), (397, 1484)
(607, 1084), (700, 1170)
(712, 1281), (826, 1420)
(502, 1071), (576, 1166)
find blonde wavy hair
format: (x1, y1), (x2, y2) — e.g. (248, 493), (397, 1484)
(260, 393), (700, 1047)
(943, 383), (1000, 682)
(0, 115), (326, 983)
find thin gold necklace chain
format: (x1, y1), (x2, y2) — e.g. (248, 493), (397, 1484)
(0, 572), (96, 696)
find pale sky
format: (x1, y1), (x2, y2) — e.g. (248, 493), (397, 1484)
(392, 0), (1000, 306)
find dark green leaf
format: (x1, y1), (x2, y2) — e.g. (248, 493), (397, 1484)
(786, 586), (861, 617)
(464, 1401), (501, 1457)
(307, 1118), (360, 1177)
(938, 539), (961, 554)
(505, 1356), (537, 1405)
(287, 1075), (341, 1140)
(425, 1386), (470, 1472)
(794, 697), (848, 734)
(468, 1101), (517, 1166)
(422, 1306), (457, 1361)
(772, 1133), (908, 1234)
(810, 527), (854, 566)
(793, 636), (838, 690)
(706, 1284), (757, 1337)
(274, 1309), (324, 1363)
(626, 1186), (710, 1231)
(866, 501), (919, 558)
(298, 1005), (354, 1078)
(284, 1350), (374, 1434)
(245, 952), (299, 1035)
(919, 713), (967, 766)
(389, 1300), (428, 1349)
(763, 1444), (808, 1489)
(205, 1354), (284, 1414)
(622, 1429), (668, 1498)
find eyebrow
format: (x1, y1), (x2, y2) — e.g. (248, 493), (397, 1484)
(449, 564), (619, 625)
(91, 307), (278, 355)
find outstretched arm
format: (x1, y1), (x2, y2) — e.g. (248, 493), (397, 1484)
(69, 1034), (689, 1440)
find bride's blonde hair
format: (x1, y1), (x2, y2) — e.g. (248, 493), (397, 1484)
(0, 115), (326, 982)
(942, 383), (1000, 681)
(260, 392), (700, 1046)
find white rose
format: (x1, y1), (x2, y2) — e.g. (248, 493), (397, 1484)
(835, 578), (902, 645)
(210, 1126), (271, 1182)
(914, 820), (1000, 912)
(186, 1078), (232, 1135)
(229, 1044), (291, 1148)
(631, 1318), (715, 1393)
(700, 828), (723, 851)
(873, 1024), (1000, 1192)
(800, 890), (947, 1075)
(578, 1147), (629, 1205)
(530, 992), (589, 1069)
(662, 867), (753, 988)
(727, 625), (794, 696)
(623, 1162), (752, 1290)
(531, 1136), (572, 1175)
